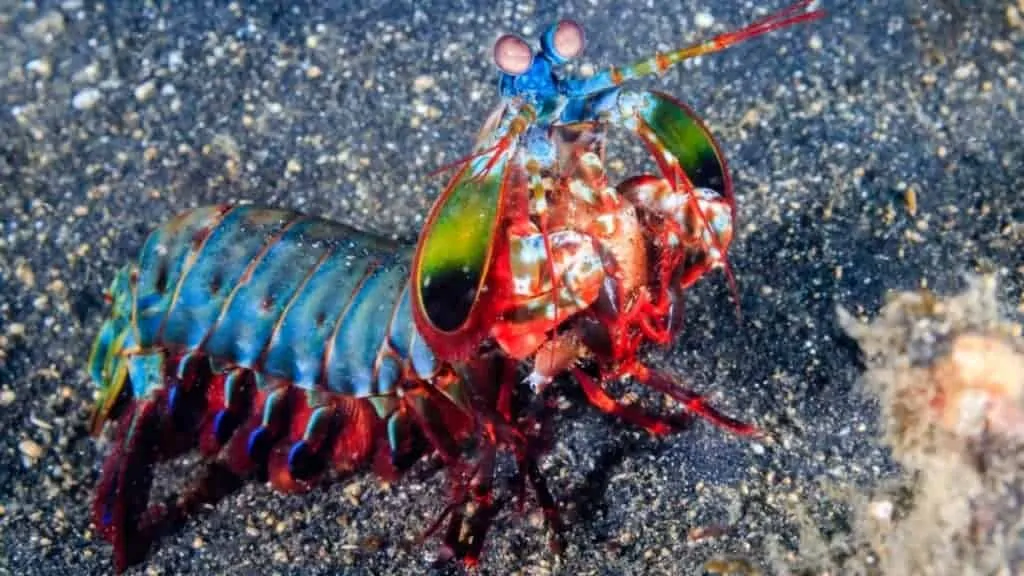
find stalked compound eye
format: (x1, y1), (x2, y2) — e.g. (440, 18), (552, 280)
(493, 34), (533, 76)
(548, 19), (581, 62)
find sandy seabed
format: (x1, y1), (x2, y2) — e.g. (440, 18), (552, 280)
(1, 1), (1022, 574)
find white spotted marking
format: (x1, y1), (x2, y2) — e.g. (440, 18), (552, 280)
(513, 275), (533, 296)
(568, 179), (595, 203)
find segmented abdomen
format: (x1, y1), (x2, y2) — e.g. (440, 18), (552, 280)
(130, 204), (438, 397)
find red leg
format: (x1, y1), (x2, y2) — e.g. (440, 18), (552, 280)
(626, 361), (759, 437)
(267, 402), (335, 493)
(523, 452), (565, 554)
(573, 367), (686, 436)
(223, 383), (297, 477)
(329, 397), (380, 475)
(451, 445), (499, 567)
(197, 368), (253, 458)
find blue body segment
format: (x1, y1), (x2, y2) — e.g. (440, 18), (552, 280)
(123, 205), (439, 399)
(388, 286), (417, 361)
(391, 286), (439, 380)
(262, 240), (376, 389)
(204, 217), (327, 367)
(162, 208), (298, 349)
(410, 333), (438, 382)
(324, 257), (407, 396)
(134, 205), (231, 346)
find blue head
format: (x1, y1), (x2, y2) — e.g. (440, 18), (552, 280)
(494, 20), (585, 104)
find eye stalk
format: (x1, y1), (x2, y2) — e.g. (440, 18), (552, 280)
(493, 34), (533, 76)
(541, 20), (584, 65)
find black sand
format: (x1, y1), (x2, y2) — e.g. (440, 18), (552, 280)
(1, 1), (1021, 574)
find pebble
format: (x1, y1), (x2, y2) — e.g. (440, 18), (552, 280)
(15, 261), (35, 288)
(992, 40), (1012, 54)
(19, 439), (44, 464)
(25, 59), (52, 78)
(72, 62), (101, 84)
(904, 188), (918, 216)
(134, 81), (157, 102)
(953, 64), (974, 81)
(1008, 5), (1022, 29)
(168, 50), (184, 71)
(24, 12), (66, 41)
(412, 74), (436, 93)
(343, 481), (362, 506)
(72, 89), (102, 110)
(694, 11), (715, 29)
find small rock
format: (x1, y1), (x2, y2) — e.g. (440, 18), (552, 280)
(694, 12), (715, 29)
(19, 439), (44, 463)
(15, 260), (35, 288)
(168, 50), (184, 71)
(72, 62), (101, 84)
(26, 59), (53, 78)
(72, 88), (103, 110)
(1008, 5), (1022, 29)
(412, 74), (436, 93)
(904, 187), (918, 216)
(991, 39), (1012, 54)
(134, 80), (156, 102)
(343, 481), (362, 505)
(953, 63), (974, 80)
(24, 11), (66, 41)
